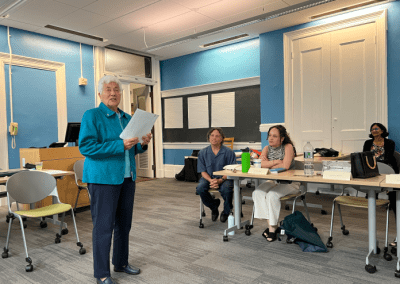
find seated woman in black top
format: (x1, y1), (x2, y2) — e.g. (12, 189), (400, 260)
(363, 122), (398, 246)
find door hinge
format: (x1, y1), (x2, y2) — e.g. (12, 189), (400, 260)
(152, 164), (155, 170)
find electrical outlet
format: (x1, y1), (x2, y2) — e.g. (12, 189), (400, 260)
(79, 78), (87, 86)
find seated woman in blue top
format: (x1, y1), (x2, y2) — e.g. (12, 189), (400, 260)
(252, 125), (299, 242)
(196, 127), (236, 223)
(79, 75), (152, 284)
(363, 122), (399, 247)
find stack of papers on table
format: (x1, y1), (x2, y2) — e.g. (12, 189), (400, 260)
(223, 165), (242, 172)
(248, 168), (269, 175)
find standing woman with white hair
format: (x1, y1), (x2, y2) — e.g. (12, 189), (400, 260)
(79, 75), (152, 284)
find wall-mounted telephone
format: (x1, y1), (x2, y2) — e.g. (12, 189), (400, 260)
(9, 122), (18, 136)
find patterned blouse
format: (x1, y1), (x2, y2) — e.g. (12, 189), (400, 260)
(267, 144), (295, 169)
(370, 143), (385, 162)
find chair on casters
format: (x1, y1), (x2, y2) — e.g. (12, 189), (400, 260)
(73, 159), (90, 213)
(2, 171), (86, 272)
(198, 189), (244, 228)
(326, 162), (393, 264)
(244, 184), (311, 238)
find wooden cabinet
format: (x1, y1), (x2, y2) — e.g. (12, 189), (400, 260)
(19, 147), (89, 208)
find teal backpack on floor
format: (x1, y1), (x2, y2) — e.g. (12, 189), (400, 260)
(280, 211), (328, 252)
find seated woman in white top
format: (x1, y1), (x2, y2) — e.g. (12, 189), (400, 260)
(252, 125), (299, 242)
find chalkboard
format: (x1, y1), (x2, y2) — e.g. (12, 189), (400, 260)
(162, 85), (260, 142)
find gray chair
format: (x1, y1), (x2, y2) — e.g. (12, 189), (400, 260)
(2, 171), (85, 272)
(73, 159), (90, 212)
(326, 162), (393, 261)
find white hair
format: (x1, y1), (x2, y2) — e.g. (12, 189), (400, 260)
(98, 75), (122, 95)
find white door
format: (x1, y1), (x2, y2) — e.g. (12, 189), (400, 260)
(133, 85), (154, 178)
(292, 32), (331, 151)
(292, 22), (378, 153)
(331, 23), (377, 154)
(119, 82), (154, 178)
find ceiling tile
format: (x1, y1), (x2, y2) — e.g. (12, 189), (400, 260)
(109, 29), (148, 51)
(118, 0), (191, 32)
(0, 18), (42, 33)
(85, 18), (138, 40)
(6, 0), (78, 27)
(82, 0), (161, 18)
(53, 0), (98, 9)
(198, 0), (280, 20)
(145, 11), (218, 41)
(170, 0), (224, 10)
(50, 9), (112, 32)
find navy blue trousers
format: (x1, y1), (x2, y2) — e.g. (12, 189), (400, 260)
(88, 178), (136, 279)
(196, 177), (233, 215)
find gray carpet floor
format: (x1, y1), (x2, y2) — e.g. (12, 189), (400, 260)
(0, 178), (399, 284)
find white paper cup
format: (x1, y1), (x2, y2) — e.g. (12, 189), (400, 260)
(253, 159), (262, 168)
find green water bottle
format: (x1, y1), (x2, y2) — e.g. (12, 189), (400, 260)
(241, 148), (251, 173)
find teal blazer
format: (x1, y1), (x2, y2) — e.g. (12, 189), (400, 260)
(79, 102), (147, 185)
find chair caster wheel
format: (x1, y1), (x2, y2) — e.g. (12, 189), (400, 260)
(376, 247), (381, 254)
(246, 182), (252, 188)
(25, 264), (33, 272)
(79, 248), (86, 255)
(245, 230), (251, 236)
(61, 228), (68, 235)
(202, 212), (206, 217)
(285, 205), (290, 210)
(199, 223), (204, 228)
(2, 252), (8, 258)
(321, 210), (327, 215)
(326, 241), (333, 248)
(391, 247), (397, 255)
(316, 191), (320, 195)
(223, 236), (228, 242)
(384, 253), (393, 261)
(342, 230), (349, 235)
(23, 223), (27, 229)
(395, 270), (400, 278)
(55, 238), (61, 244)
(245, 224), (253, 230)
(365, 264), (376, 273)
(40, 221), (47, 228)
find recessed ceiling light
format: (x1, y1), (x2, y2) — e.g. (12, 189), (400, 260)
(310, 0), (390, 20)
(200, 34), (249, 48)
(44, 25), (107, 42)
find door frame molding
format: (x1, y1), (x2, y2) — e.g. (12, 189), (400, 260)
(283, 9), (387, 139)
(0, 52), (67, 171)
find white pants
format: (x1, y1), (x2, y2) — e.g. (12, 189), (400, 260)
(252, 181), (300, 226)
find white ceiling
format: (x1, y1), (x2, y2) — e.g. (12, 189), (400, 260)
(0, 0), (386, 60)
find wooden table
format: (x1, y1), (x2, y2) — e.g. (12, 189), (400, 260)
(214, 169), (386, 273)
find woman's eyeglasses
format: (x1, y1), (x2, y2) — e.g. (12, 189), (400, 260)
(371, 128), (380, 131)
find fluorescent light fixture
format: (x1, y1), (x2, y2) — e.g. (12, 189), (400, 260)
(44, 25), (107, 42)
(145, 0), (336, 52)
(0, 0), (27, 17)
(200, 34), (249, 48)
(310, 0), (390, 20)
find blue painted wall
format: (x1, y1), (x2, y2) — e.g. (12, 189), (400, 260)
(260, 1), (400, 149)
(160, 38), (260, 91)
(160, 38), (260, 165)
(0, 26), (95, 168)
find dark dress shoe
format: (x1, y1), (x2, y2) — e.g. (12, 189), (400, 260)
(114, 264), (140, 275)
(96, 277), (117, 284)
(211, 199), (220, 221)
(220, 213), (228, 223)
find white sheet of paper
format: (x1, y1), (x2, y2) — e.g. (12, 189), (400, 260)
(323, 171), (351, 181)
(188, 95), (209, 129)
(164, 97), (183, 129)
(120, 109), (159, 143)
(385, 174), (400, 184)
(211, 92), (235, 127)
